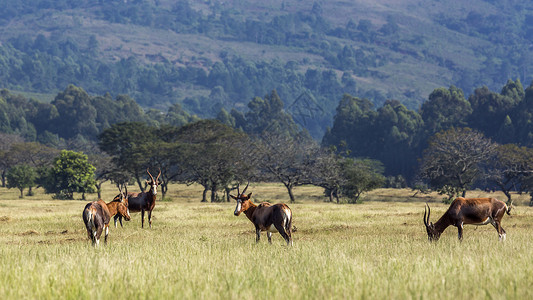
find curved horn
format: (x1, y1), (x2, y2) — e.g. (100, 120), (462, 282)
(242, 182), (250, 194)
(424, 203), (431, 227)
(237, 183), (240, 197)
(156, 168), (161, 182)
(147, 168), (155, 182)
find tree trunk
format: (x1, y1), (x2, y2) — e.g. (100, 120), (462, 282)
(461, 190), (466, 197)
(210, 184), (217, 202)
(96, 182), (103, 199)
(202, 186), (208, 202)
(19, 188), (24, 198)
(161, 182), (168, 200)
(135, 173), (145, 192)
(284, 183), (296, 203)
(1, 170), (6, 187)
(328, 189), (333, 203)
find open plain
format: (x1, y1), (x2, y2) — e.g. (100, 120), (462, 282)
(0, 183), (532, 299)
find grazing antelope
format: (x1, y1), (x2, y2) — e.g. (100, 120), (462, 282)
(424, 197), (511, 242)
(232, 183), (293, 246)
(114, 168), (161, 228)
(82, 187), (130, 246)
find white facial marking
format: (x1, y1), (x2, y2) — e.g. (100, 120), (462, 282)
(152, 184), (158, 195)
(234, 201), (242, 215)
(105, 227), (109, 236)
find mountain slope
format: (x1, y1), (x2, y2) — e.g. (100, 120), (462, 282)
(0, 0), (531, 137)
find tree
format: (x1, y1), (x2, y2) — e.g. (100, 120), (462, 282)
(175, 120), (249, 202)
(419, 128), (496, 201)
(6, 165), (37, 198)
(468, 86), (516, 140)
(50, 85), (98, 139)
(249, 133), (317, 203)
(420, 86), (472, 135)
(340, 158), (385, 203)
(309, 147), (345, 203)
(41, 150), (96, 200)
(486, 144), (533, 205)
(98, 122), (155, 191)
(0, 132), (24, 187)
(235, 90), (304, 138)
(322, 94), (377, 158)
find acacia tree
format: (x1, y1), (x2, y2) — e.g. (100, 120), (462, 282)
(419, 127), (497, 202)
(98, 122), (154, 191)
(308, 147), (345, 203)
(486, 144), (533, 205)
(249, 132), (317, 203)
(175, 120), (249, 202)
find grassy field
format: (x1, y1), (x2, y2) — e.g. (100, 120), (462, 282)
(0, 183), (532, 299)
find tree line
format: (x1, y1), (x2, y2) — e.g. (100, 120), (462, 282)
(3, 80), (533, 205)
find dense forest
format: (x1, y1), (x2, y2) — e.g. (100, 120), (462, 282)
(1, 0), (532, 138)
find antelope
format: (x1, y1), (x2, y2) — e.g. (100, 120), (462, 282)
(424, 197), (511, 242)
(82, 186), (131, 246)
(232, 183), (293, 246)
(114, 168), (161, 228)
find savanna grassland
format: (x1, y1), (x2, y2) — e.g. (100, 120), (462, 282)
(0, 183), (532, 299)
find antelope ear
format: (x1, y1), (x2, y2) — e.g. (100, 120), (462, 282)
(247, 192), (252, 198)
(230, 195), (236, 200)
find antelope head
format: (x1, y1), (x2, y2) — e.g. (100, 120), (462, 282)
(424, 203), (440, 242)
(231, 182), (252, 216)
(147, 168), (162, 195)
(118, 184), (131, 221)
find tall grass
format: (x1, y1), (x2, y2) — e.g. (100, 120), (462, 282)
(0, 183), (531, 299)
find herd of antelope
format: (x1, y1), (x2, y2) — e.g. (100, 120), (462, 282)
(83, 169), (511, 246)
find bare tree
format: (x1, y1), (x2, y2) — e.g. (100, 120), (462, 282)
(485, 144), (533, 206)
(419, 127), (497, 201)
(308, 147), (345, 203)
(249, 133), (317, 203)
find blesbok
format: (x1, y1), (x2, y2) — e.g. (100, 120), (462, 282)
(114, 168), (161, 228)
(82, 187), (131, 246)
(424, 197), (511, 242)
(232, 183), (293, 246)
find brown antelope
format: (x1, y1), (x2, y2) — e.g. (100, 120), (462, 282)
(424, 197), (511, 242)
(114, 168), (161, 228)
(82, 187), (130, 246)
(232, 183), (293, 246)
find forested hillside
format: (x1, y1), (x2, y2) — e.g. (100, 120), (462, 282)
(1, 0), (532, 138)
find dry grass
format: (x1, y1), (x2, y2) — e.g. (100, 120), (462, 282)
(0, 183), (532, 299)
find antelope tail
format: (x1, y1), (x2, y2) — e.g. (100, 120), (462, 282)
(286, 210), (293, 233)
(85, 209), (95, 233)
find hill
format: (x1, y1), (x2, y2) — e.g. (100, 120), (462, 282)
(0, 0), (532, 137)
